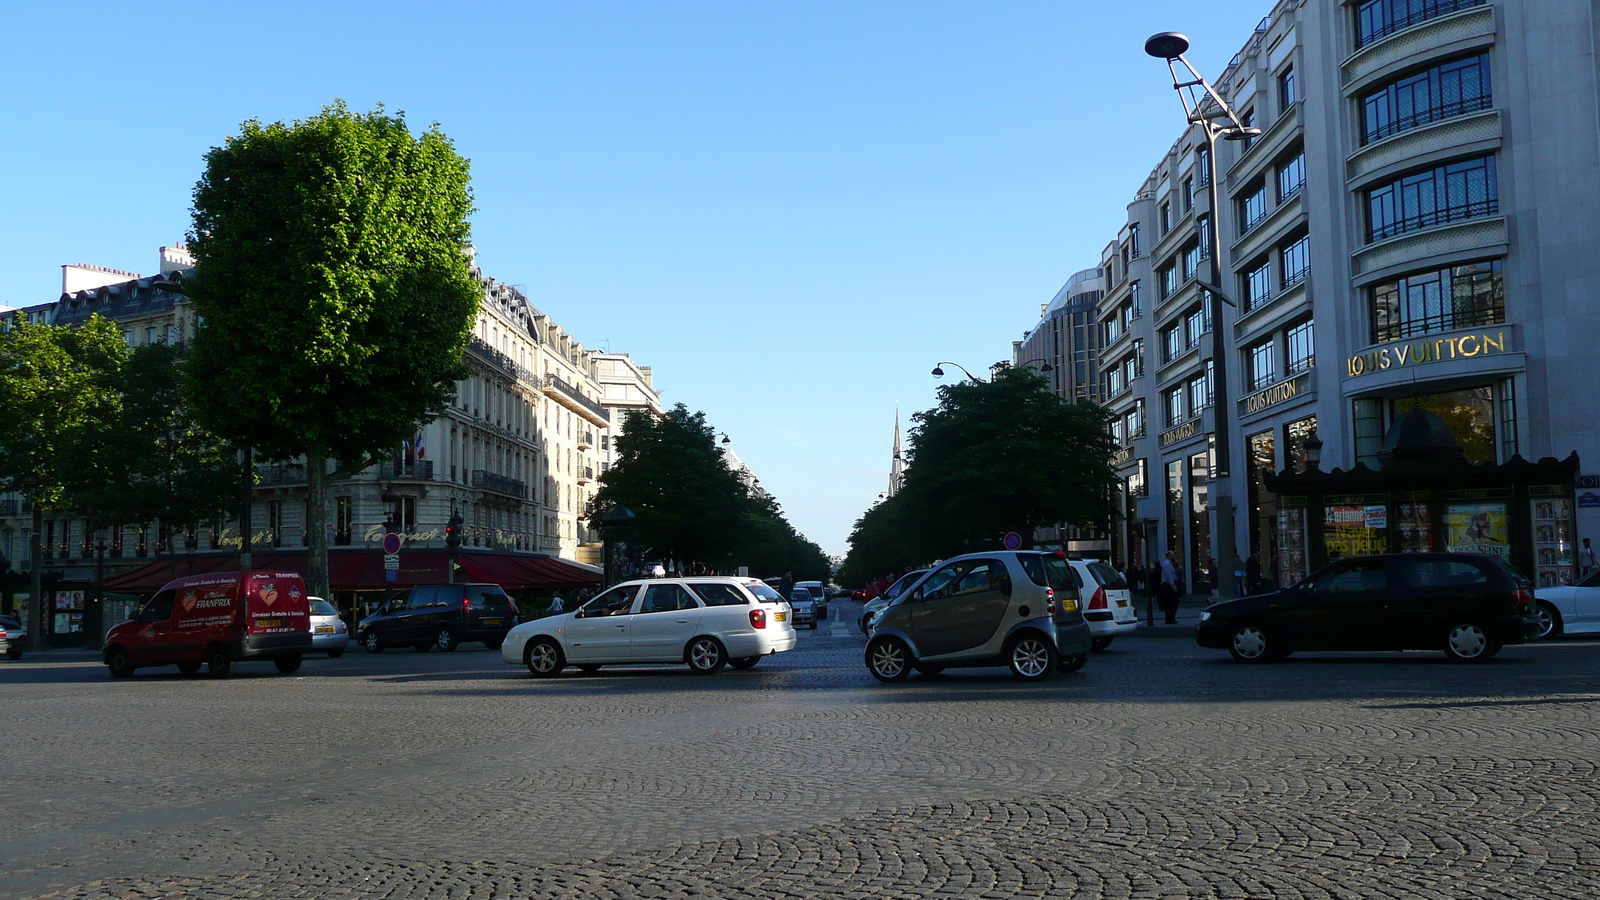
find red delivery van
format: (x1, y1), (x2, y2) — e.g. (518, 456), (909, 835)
(103, 571), (313, 678)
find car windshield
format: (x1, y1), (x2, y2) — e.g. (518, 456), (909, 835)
(1087, 562), (1126, 589)
(309, 600), (339, 616)
(789, 591), (813, 604)
(746, 582), (785, 602)
(805, 586), (825, 599)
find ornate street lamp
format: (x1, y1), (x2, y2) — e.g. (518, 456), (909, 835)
(931, 361), (983, 384)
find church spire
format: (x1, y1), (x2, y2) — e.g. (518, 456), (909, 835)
(888, 408), (904, 497)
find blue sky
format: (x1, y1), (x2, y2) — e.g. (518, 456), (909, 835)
(1, 1), (1268, 555)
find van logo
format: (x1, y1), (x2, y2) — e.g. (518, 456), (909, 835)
(180, 590), (198, 613)
(260, 583), (280, 607)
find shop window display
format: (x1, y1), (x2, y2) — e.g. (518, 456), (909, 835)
(1531, 493), (1575, 587)
(1277, 507), (1307, 585)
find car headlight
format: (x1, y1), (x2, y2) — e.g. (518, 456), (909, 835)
(1198, 611), (1212, 623)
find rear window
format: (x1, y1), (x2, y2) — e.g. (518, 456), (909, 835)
(805, 586), (826, 599)
(1019, 555), (1079, 592)
(1488, 559), (1532, 590)
(466, 585), (513, 608)
(309, 599), (338, 616)
(1400, 559), (1490, 589)
(745, 582), (785, 603)
(689, 583), (750, 607)
(1087, 563), (1126, 589)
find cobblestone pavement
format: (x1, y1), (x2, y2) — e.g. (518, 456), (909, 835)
(4, 610), (1599, 899)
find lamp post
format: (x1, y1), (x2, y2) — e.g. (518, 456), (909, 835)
(1146, 32), (1261, 601)
(86, 534), (106, 653)
(445, 509), (464, 584)
(932, 361), (983, 384)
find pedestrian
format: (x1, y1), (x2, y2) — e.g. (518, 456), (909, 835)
(1246, 549), (1262, 595)
(1206, 556), (1219, 599)
(548, 593), (565, 615)
(1159, 552), (1180, 624)
(1582, 538), (1598, 577)
(778, 569), (795, 600)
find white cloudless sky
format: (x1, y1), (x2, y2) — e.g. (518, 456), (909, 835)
(0, 1), (1269, 555)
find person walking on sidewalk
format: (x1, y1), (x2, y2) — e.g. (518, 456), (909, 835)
(1582, 538), (1598, 578)
(1158, 552), (1180, 624)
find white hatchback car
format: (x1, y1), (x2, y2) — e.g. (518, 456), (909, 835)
(1066, 559), (1137, 650)
(1534, 569), (1600, 638)
(503, 577), (798, 676)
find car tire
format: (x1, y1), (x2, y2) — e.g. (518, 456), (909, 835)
(484, 638), (504, 651)
(274, 654), (303, 674)
(526, 638), (566, 677)
(363, 632), (383, 654)
(327, 648), (345, 659)
(809, 621), (818, 630)
(106, 647), (135, 679)
(413, 643), (431, 652)
(1007, 633), (1058, 680)
(686, 636), (727, 675)
(865, 636), (912, 682)
(912, 663), (944, 676)
(1227, 623), (1276, 663)
(729, 656), (761, 670)
(1535, 602), (1563, 640)
(1444, 622), (1498, 663)
(1091, 636), (1115, 651)
(577, 664), (603, 673)
(177, 661), (202, 676)
(435, 628), (459, 652)
(206, 646), (233, 678)
(1057, 652), (1088, 673)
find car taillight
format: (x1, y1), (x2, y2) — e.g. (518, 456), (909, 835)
(750, 608), (767, 629)
(1089, 587), (1108, 611)
(336, 621), (347, 634)
(1045, 588), (1055, 616)
(463, 597), (472, 614)
(1513, 589), (1533, 607)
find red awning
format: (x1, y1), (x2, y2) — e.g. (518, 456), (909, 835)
(103, 549), (598, 594)
(456, 552), (601, 588)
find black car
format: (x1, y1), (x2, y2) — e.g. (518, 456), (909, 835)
(1197, 553), (1541, 663)
(357, 583), (518, 653)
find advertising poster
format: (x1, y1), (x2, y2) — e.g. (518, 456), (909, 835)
(1531, 497), (1575, 587)
(1445, 502), (1510, 559)
(1396, 501), (1437, 553)
(1277, 508), (1307, 585)
(1324, 505), (1388, 558)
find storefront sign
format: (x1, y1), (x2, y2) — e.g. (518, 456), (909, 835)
(1159, 420), (1200, 447)
(1241, 372), (1309, 415)
(1111, 447), (1133, 465)
(1345, 331), (1507, 378)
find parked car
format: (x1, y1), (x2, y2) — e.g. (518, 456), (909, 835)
(863, 551), (1092, 682)
(0, 614), (27, 660)
(1196, 553), (1541, 663)
(503, 577), (797, 676)
(1533, 569), (1600, 638)
(796, 581), (828, 620)
(307, 597), (350, 657)
(860, 569), (929, 634)
(1066, 559), (1137, 650)
(356, 583), (518, 653)
(102, 571), (313, 678)
(789, 590), (818, 629)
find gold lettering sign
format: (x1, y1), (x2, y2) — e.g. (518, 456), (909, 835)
(1347, 332), (1507, 377)
(1111, 447), (1133, 465)
(1242, 374), (1304, 414)
(1159, 420), (1200, 447)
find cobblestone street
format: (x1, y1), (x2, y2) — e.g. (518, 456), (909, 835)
(4, 613), (1599, 899)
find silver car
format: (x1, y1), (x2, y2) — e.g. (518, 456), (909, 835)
(789, 590), (818, 629)
(308, 598), (350, 658)
(0, 614), (26, 660)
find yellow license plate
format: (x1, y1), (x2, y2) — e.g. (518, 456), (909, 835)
(775, 612), (787, 621)
(482, 618), (502, 626)
(1117, 600), (1129, 607)
(315, 626), (334, 634)
(257, 619), (282, 628)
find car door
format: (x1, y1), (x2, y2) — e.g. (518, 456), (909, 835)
(387, 587), (432, 643)
(564, 585), (641, 661)
(1387, 557), (1491, 648)
(913, 559), (1010, 658)
(1571, 570), (1600, 632)
(630, 583), (704, 660)
(127, 589), (178, 664)
(1269, 560), (1388, 650)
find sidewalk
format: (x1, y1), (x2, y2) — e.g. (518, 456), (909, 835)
(1121, 592), (1213, 639)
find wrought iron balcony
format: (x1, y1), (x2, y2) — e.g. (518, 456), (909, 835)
(471, 470), (528, 499)
(543, 374), (610, 425)
(380, 460), (435, 480)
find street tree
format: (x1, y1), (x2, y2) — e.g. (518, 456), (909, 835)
(0, 314), (129, 640)
(185, 102), (480, 598)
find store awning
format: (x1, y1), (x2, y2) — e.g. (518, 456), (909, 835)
(456, 552), (601, 588)
(102, 549), (599, 594)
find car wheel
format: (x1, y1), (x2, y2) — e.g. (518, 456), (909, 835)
(1057, 652), (1088, 673)
(274, 654), (303, 674)
(912, 663), (944, 676)
(526, 638), (565, 677)
(1444, 622), (1498, 663)
(206, 647), (233, 678)
(6, 647), (21, 661)
(865, 636), (912, 682)
(1091, 636), (1115, 651)
(363, 632), (383, 654)
(686, 636), (727, 675)
(177, 661), (202, 676)
(729, 656), (761, 670)
(1535, 602), (1563, 640)
(106, 647), (135, 679)
(577, 664), (603, 673)
(1008, 634), (1058, 680)
(327, 648), (345, 659)
(413, 643), (431, 652)
(809, 621), (818, 630)
(484, 638), (504, 650)
(1227, 623), (1275, 663)
(435, 628), (459, 652)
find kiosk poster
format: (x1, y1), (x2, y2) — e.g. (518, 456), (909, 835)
(1531, 497), (1575, 587)
(1324, 505), (1388, 558)
(1445, 502), (1510, 559)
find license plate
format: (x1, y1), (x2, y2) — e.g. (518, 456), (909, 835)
(482, 618), (502, 626)
(1116, 600), (1129, 607)
(775, 612), (787, 621)
(315, 626), (334, 634)
(257, 619), (282, 628)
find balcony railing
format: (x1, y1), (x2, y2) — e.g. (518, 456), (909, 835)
(545, 374), (610, 424)
(577, 466), (593, 485)
(1365, 94), (1492, 144)
(1369, 198), (1498, 243)
(471, 470), (528, 499)
(0, 499), (16, 516)
(1357, 0), (1485, 48)
(380, 460), (435, 480)
(257, 464), (306, 485)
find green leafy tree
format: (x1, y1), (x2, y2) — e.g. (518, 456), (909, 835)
(840, 366), (1119, 581)
(0, 315), (128, 638)
(185, 102), (480, 598)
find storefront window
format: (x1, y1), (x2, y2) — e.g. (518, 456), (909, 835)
(1248, 430), (1278, 562)
(1166, 460), (1184, 560)
(1285, 415), (1318, 473)
(1189, 452), (1211, 582)
(1392, 388), (1495, 463)
(1354, 398), (1385, 467)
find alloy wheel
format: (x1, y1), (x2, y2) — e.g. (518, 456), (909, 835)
(1230, 626), (1269, 662)
(688, 638), (725, 674)
(527, 640), (562, 676)
(1535, 605), (1556, 639)
(1009, 637), (1055, 680)
(867, 638), (909, 682)
(1447, 623), (1490, 660)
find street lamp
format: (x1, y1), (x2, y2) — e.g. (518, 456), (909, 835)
(932, 361), (983, 384)
(1016, 358), (1055, 373)
(1146, 32), (1260, 601)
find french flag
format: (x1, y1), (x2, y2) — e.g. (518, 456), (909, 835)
(415, 430), (426, 459)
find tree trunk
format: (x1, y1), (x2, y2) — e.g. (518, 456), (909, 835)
(306, 449), (331, 600)
(29, 502), (44, 655)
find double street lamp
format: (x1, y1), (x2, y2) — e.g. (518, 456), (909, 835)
(1145, 32), (1260, 601)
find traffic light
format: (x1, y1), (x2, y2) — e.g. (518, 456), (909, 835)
(445, 511), (464, 549)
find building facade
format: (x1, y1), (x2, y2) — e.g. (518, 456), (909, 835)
(1013, 267), (1107, 404)
(1078, 0), (1600, 588)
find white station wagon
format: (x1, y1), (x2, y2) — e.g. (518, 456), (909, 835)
(503, 577), (798, 676)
